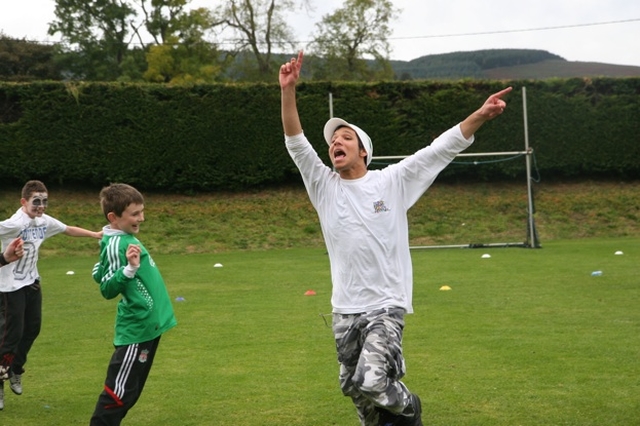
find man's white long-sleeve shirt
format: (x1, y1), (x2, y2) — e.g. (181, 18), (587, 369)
(285, 124), (474, 314)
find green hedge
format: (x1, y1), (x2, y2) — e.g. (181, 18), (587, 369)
(1, 78), (639, 192)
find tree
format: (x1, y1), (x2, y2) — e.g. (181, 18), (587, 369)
(49, 0), (137, 80)
(144, 35), (222, 84)
(0, 34), (63, 81)
(214, 0), (308, 81)
(142, 6), (224, 83)
(49, 0), (223, 82)
(309, 0), (398, 81)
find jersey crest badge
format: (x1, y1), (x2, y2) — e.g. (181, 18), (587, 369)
(138, 349), (149, 363)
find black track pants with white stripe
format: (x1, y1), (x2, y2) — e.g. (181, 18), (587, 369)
(90, 336), (161, 426)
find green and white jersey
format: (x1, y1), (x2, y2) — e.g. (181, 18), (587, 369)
(92, 226), (177, 346)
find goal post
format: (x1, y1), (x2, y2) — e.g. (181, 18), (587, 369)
(370, 87), (540, 250)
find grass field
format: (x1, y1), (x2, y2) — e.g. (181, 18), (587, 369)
(1, 180), (639, 256)
(0, 237), (638, 425)
(0, 180), (639, 424)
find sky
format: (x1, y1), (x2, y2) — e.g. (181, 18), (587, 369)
(1, 0), (639, 67)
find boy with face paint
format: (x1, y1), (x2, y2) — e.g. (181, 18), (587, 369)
(0, 180), (102, 410)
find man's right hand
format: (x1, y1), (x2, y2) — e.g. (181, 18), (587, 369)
(279, 51), (304, 90)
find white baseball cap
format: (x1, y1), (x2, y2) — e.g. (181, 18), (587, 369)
(323, 117), (373, 166)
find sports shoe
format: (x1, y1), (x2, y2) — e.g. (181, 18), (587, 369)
(407, 394), (423, 426)
(376, 407), (403, 426)
(0, 365), (8, 381)
(0, 381), (4, 410)
(376, 394), (423, 426)
(9, 373), (22, 395)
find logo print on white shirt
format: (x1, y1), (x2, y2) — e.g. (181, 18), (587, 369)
(373, 200), (390, 213)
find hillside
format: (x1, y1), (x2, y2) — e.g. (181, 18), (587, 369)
(483, 59), (640, 80)
(391, 49), (640, 80)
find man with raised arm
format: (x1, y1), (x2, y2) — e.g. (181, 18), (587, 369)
(280, 51), (511, 426)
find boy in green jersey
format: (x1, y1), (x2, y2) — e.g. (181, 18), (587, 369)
(90, 183), (177, 426)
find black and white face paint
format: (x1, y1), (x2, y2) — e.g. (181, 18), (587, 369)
(26, 192), (48, 216)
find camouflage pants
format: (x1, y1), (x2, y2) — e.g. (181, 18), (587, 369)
(333, 307), (412, 426)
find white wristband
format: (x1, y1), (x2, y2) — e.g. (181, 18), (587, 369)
(123, 264), (139, 278)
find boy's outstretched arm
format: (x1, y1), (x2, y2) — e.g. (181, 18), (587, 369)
(460, 87), (513, 139)
(64, 226), (103, 239)
(280, 51), (304, 137)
